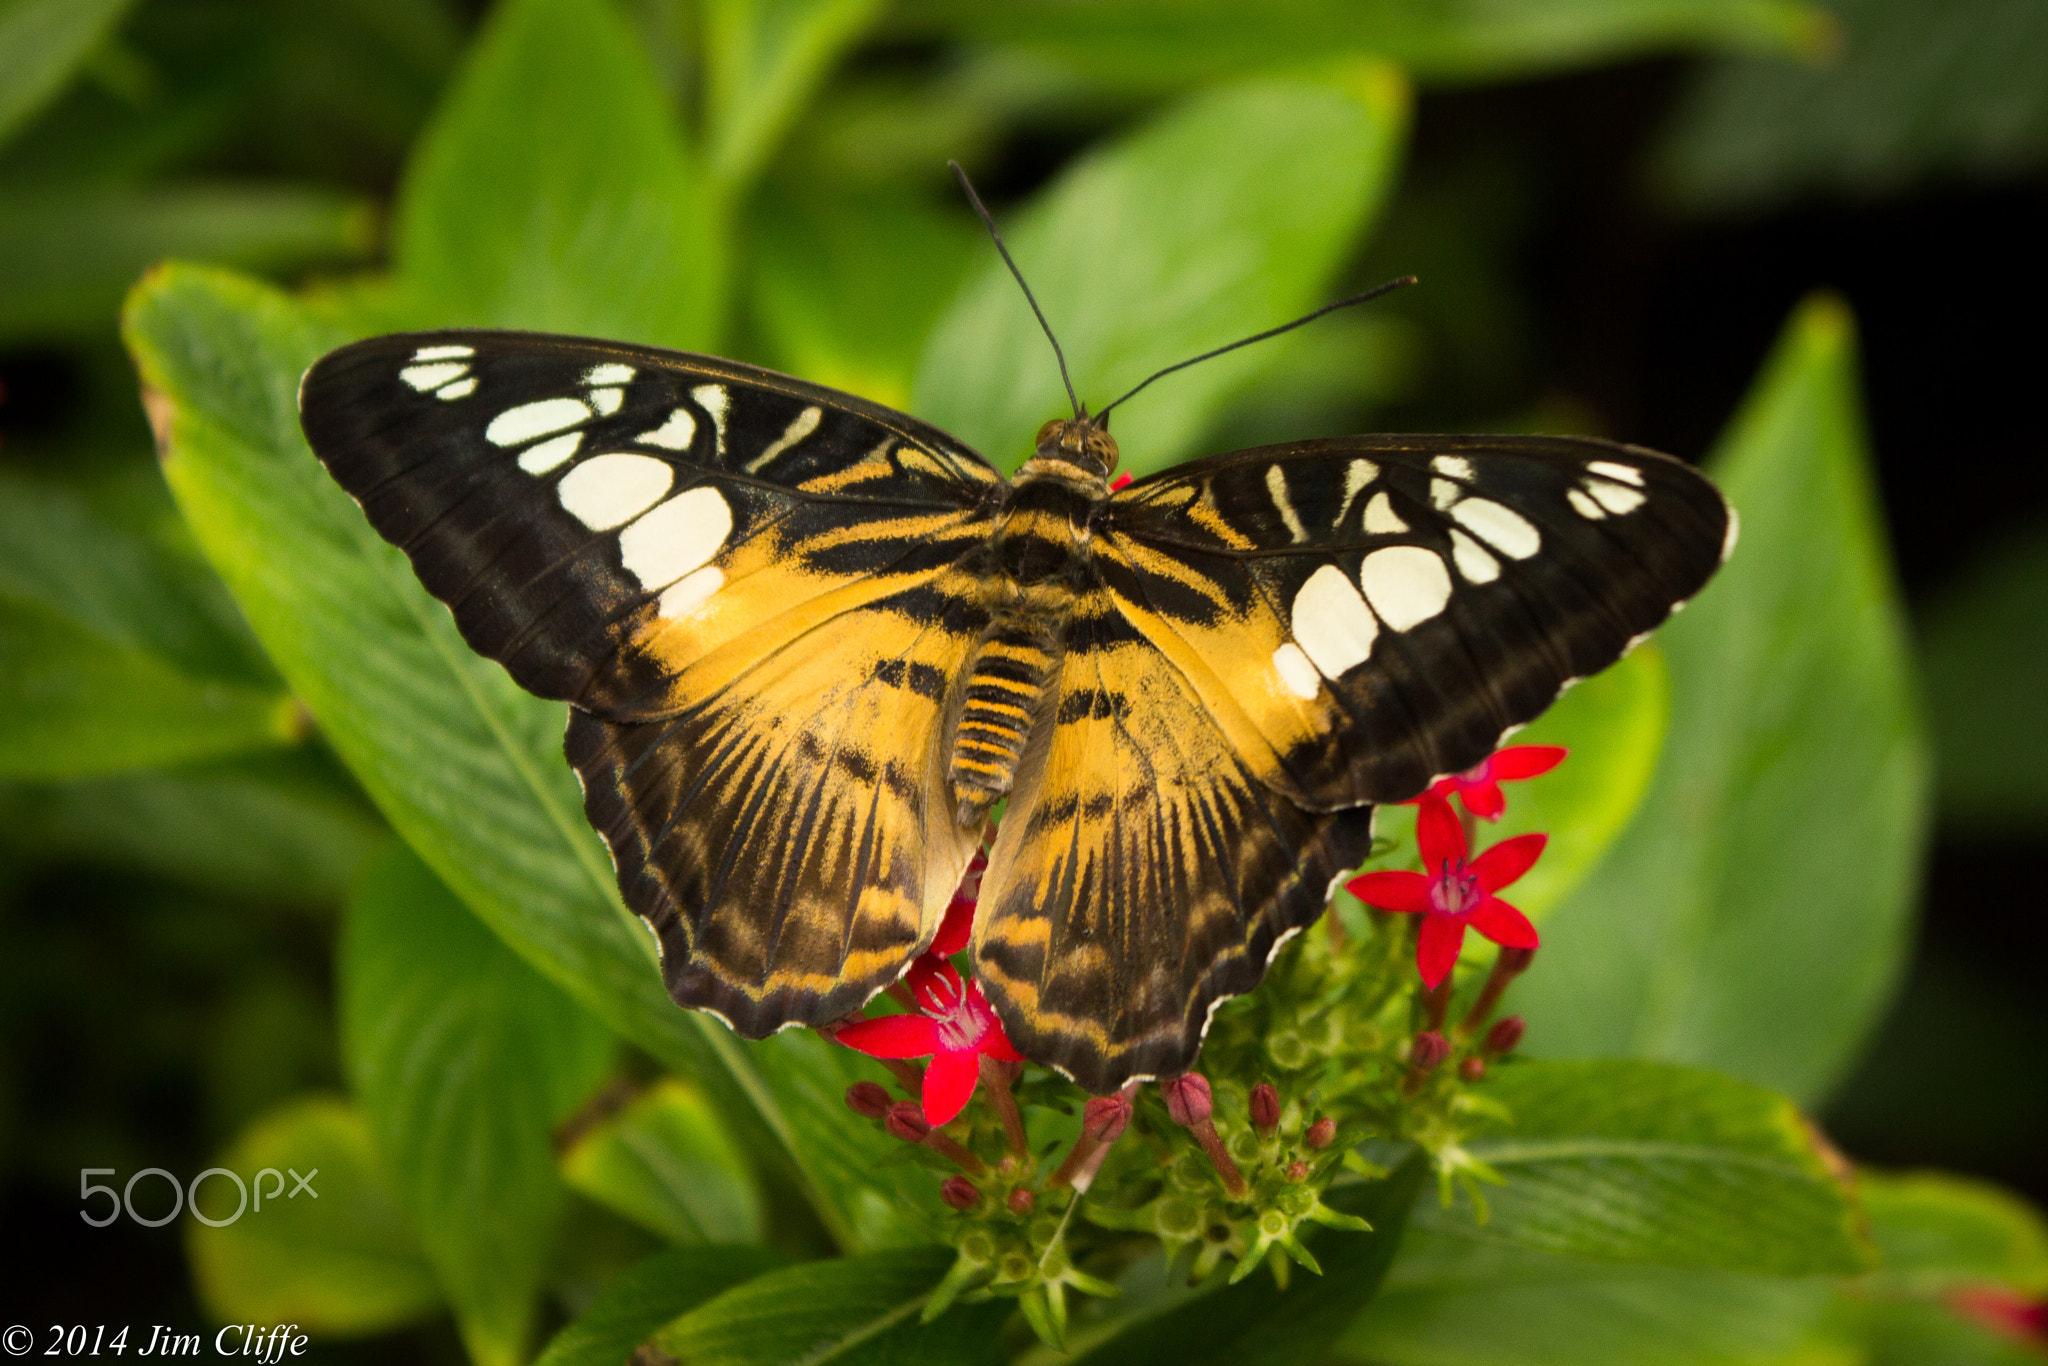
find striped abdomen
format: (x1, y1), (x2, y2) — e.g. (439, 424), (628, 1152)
(950, 619), (1060, 824)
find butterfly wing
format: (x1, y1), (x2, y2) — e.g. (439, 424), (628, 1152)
(1099, 434), (1733, 809)
(300, 330), (1002, 1034)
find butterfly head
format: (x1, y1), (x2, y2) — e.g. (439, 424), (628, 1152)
(1032, 416), (1121, 482)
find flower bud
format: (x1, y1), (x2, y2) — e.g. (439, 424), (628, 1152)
(1484, 1014), (1525, 1055)
(1498, 947), (1536, 975)
(1411, 1030), (1450, 1073)
(1162, 1073), (1213, 1127)
(940, 1176), (981, 1210)
(1083, 1093), (1131, 1143)
(1459, 1056), (1486, 1082)
(884, 1101), (931, 1143)
(1304, 1116), (1336, 1149)
(845, 1081), (892, 1119)
(1285, 1160), (1311, 1182)
(1007, 1188), (1034, 1214)
(1249, 1082), (1280, 1135)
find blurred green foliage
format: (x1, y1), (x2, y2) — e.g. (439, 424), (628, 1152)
(0, 0), (2042, 1361)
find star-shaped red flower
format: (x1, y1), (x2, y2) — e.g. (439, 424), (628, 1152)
(833, 958), (1022, 1125)
(1412, 744), (1567, 821)
(1348, 794), (1543, 987)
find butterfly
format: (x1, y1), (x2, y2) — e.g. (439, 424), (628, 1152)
(298, 323), (1731, 1094)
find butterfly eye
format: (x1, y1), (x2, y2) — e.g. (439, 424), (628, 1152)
(1035, 418), (1065, 448)
(1084, 430), (1120, 474)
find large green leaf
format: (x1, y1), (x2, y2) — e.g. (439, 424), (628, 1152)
(889, 0), (1830, 90)
(186, 1095), (442, 1336)
(1070, 1154), (1428, 1366)
(124, 262), (904, 1252)
(1437, 1060), (1869, 1274)
(0, 0), (135, 148)
(650, 1249), (1009, 1366)
(1858, 1170), (2048, 1297)
(1514, 295), (1930, 1104)
(391, 0), (723, 348)
(560, 1077), (766, 1245)
(912, 70), (1409, 475)
(702, 0), (888, 197)
(340, 844), (613, 1366)
(534, 1244), (790, 1366)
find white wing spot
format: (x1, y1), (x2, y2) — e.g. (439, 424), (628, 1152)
(657, 565), (724, 619)
(745, 405), (823, 474)
(583, 363), (636, 387)
(637, 408), (697, 451)
(558, 453), (675, 530)
(1265, 466), (1308, 542)
(435, 377), (477, 401)
(619, 485), (732, 589)
(516, 431), (583, 474)
(1432, 454), (1475, 481)
(1568, 487), (1608, 520)
(1431, 478), (1462, 511)
(1292, 564), (1378, 677)
(1721, 506), (1741, 563)
(1335, 458), (1378, 525)
(691, 385), (729, 459)
(411, 344), (473, 361)
(1362, 490), (1407, 534)
(1271, 643), (1321, 699)
(400, 362), (467, 392)
(1587, 460), (1644, 486)
(588, 386), (625, 417)
(487, 397), (590, 447)
(1451, 497), (1541, 559)
(1451, 529), (1501, 584)
(1359, 545), (1453, 630)
(1586, 480), (1646, 516)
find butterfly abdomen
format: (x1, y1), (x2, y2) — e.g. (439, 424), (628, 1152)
(950, 609), (1064, 825)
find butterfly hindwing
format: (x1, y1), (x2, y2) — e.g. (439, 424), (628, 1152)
(1099, 434), (1732, 810)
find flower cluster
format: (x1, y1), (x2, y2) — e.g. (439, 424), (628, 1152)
(827, 748), (1567, 1348)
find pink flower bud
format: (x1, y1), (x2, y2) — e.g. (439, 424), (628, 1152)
(1249, 1082), (1280, 1134)
(1083, 1093), (1131, 1143)
(1162, 1073), (1213, 1127)
(1411, 1030), (1450, 1073)
(1304, 1116), (1336, 1149)
(1484, 1014), (1525, 1055)
(940, 1176), (981, 1210)
(885, 1101), (931, 1144)
(845, 1081), (892, 1119)
(1459, 1056), (1486, 1082)
(1285, 1160), (1311, 1182)
(1007, 1188), (1034, 1213)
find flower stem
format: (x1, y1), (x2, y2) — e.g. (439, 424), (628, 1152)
(979, 1054), (1029, 1160)
(1458, 947), (1535, 1036)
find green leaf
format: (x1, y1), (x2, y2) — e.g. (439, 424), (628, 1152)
(1363, 643), (1669, 923)
(0, 751), (383, 903)
(651, 1248), (1009, 1366)
(0, 600), (296, 778)
(340, 843), (613, 1366)
(1859, 1170), (2048, 1297)
(0, 185), (374, 343)
(124, 262), (901, 1253)
(0, 0), (135, 148)
(1655, 0), (2048, 214)
(1514, 295), (1930, 1104)
(912, 69), (1409, 474)
(1438, 1059), (1869, 1275)
(534, 1244), (789, 1366)
(186, 1095), (441, 1336)
(392, 0), (723, 348)
(889, 0), (1832, 90)
(560, 1077), (767, 1245)
(1917, 520), (2048, 836)
(1071, 1153), (1428, 1366)
(703, 0), (887, 197)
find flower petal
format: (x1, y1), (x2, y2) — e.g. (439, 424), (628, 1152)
(1416, 914), (1467, 988)
(1415, 793), (1467, 868)
(930, 894), (976, 957)
(967, 986), (1026, 1061)
(1490, 744), (1568, 780)
(1472, 832), (1547, 892)
(1469, 896), (1540, 949)
(921, 1048), (981, 1126)
(1346, 870), (1433, 914)
(833, 1012), (941, 1059)
(908, 957), (965, 1013)
(1461, 778), (1507, 821)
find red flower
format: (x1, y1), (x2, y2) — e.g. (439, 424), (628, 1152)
(833, 959), (1022, 1125)
(1110, 471), (1133, 491)
(1348, 795), (1542, 988)
(1413, 744), (1567, 821)
(929, 847), (987, 957)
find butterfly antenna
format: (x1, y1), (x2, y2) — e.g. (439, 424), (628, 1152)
(1094, 275), (1420, 424)
(950, 160), (1083, 421)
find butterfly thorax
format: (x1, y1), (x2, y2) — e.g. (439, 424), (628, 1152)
(948, 425), (1114, 825)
